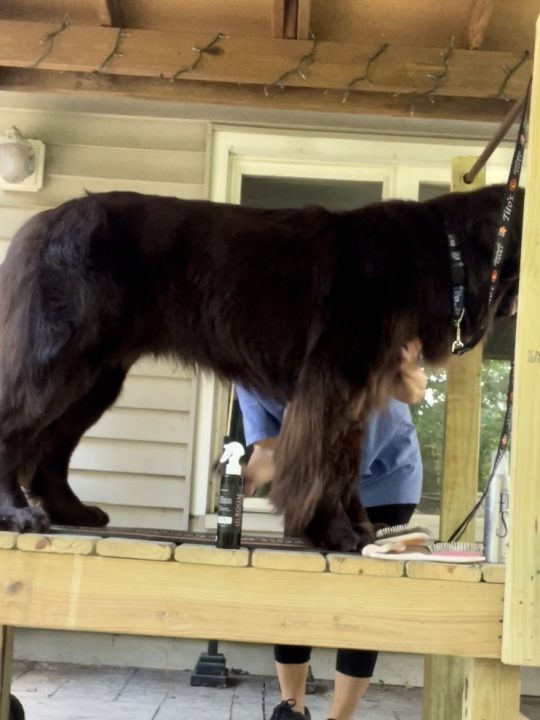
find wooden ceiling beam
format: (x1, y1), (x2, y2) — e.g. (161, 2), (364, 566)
(296, 0), (312, 40)
(95, 0), (121, 27)
(467, 0), (494, 50)
(272, 0), (296, 39)
(0, 67), (522, 125)
(0, 20), (529, 102)
(272, 0), (311, 39)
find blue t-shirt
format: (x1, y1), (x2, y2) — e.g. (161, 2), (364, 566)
(236, 386), (422, 507)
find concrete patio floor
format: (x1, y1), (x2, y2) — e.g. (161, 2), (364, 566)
(9, 661), (540, 720)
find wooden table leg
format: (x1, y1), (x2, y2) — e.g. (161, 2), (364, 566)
(423, 655), (466, 720)
(461, 658), (520, 720)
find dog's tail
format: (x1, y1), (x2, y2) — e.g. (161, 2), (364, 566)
(0, 211), (75, 392)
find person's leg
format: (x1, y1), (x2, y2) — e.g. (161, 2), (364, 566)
(327, 649), (377, 720)
(272, 645), (312, 718)
(327, 672), (371, 720)
(326, 503), (417, 719)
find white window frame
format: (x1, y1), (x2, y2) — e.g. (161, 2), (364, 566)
(201, 126), (517, 530)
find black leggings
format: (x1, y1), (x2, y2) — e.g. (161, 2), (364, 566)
(274, 503), (416, 678)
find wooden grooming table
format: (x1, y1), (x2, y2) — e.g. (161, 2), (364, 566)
(0, 529), (521, 720)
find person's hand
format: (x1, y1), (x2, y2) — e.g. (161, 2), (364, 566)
(393, 339), (427, 404)
(242, 437), (277, 496)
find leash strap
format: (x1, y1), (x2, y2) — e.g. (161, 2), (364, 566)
(448, 361), (514, 542)
(446, 81), (530, 541)
(451, 80), (531, 356)
(447, 230), (466, 353)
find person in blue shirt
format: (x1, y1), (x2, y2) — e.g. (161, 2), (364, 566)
(236, 341), (426, 720)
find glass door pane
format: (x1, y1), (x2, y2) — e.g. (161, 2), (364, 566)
(241, 176), (384, 211)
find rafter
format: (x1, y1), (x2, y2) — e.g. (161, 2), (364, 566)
(272, 0), (297, 39)
(95, 0), (121, 27)
(296, 0), (312, 40)
(467, 0), (494, 50)
(0, 20), (530, 102)
(0, 67), (524, 124)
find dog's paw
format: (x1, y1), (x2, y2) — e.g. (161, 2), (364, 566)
(47, 502), (109, 528)
(305, 517), (361, 552)
(352, 521), (376, 550)
(0, 506), (50, 532)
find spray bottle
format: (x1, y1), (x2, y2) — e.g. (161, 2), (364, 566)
(216, 440), (245, 549)
(483, 452), (510, 563)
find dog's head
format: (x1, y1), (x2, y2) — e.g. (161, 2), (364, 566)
(430, 184), (523, 349)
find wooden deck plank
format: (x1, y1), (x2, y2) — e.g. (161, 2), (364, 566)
(0, 549), (504, 657)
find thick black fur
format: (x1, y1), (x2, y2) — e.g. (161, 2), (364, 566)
(0, 186), (522, 549)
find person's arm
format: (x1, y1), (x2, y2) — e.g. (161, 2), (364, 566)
(235, 386), (283, 495)
(393, 339), (427, 404)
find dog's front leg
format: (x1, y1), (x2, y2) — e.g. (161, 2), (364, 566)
(269, 364), (371, 551)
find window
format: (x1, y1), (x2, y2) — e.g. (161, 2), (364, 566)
(241, 176), (384, 210)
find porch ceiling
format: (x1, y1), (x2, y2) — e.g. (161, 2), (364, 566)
(0, 0), (536, 123)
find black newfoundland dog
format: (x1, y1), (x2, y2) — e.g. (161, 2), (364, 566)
(0, 186), (522, 550)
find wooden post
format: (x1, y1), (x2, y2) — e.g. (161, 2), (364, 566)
(462, 659), (520, 719)
(0, 626), (14, 720)
(422, 158), (485, 720)
(502, 14), (540, 667)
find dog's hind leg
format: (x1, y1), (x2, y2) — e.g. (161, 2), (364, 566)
(29, 365), (128, 527)
(0, 445), (49, 531)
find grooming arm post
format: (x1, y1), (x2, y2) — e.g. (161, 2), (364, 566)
(422, 158), (485, 720)
(503, 13), (540, 667)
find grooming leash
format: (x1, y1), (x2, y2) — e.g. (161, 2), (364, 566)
(448, 79), (531, 357)
(446, 80), (530, 542)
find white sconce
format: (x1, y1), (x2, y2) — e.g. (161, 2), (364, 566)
(0, 127), (45, 192)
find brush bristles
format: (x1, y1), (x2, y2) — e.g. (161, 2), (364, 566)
(375, 523), (430, 539)
(430, 541), (484, 552)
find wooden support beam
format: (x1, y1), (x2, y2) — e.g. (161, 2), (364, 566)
(296, 0), (312, 40)
(283, 0), (298, 39)
(461, 659), (520, 719)
(272, 0), (307, 39)
(502, 13), (540, 668)
(272, 0), (285, 38)
(0, 68), (525, 125)
(272, 0), (295, 39)
(467, 0), (494, 50)
(0, 549), (505, 657)
(96, 0), (112, 26)
(0, 21), (530, 102)
(422, 157), (486, 720)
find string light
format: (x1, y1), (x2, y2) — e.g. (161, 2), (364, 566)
(163, 33), (229, 83)
(264, 32), (317, 96)
(19, 21), (532, 110)
(98, 28), (129, 73)
(26, 16), (70, 70)
(416, 37), (455, 103)
(495, 50), (530, 101)
(342, 43), (389, 103)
